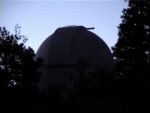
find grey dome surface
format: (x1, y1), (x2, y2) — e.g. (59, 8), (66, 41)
(36, 26), (114, 92)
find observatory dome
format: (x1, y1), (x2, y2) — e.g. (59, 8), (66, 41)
(36, 26), (114, 92)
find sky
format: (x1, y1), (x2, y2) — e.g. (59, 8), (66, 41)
(0, 0), (128, 52)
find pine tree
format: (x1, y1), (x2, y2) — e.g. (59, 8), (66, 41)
(112, 0), (150, 84)
(112, 0), (150, 112)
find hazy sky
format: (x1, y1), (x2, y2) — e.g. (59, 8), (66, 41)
(0, 0), (128, 52)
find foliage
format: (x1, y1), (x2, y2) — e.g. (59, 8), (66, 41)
(112, 0), (150, 112)
(62, 59), (115, 113)
(112, 0), (150, 81)
(0, 26), (42, 113)
(36, 58), (115, 113)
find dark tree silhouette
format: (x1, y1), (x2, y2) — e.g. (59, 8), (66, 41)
(36, 58), (115, 113)
(63, 59), (115, 113)
(112, 0), (150, 112)
(0, 26), (42, 113)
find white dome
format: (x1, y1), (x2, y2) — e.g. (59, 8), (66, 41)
(36, 26), (114, 92)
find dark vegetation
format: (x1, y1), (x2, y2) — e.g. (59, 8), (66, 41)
(112, 0), (150, 112)
(0, 0), (150, 112)
(0, 25), (42, 113)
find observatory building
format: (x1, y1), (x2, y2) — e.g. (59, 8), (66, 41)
(36, 26), (114, 93)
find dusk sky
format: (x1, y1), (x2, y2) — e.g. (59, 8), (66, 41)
(0, 0), (128, 52)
